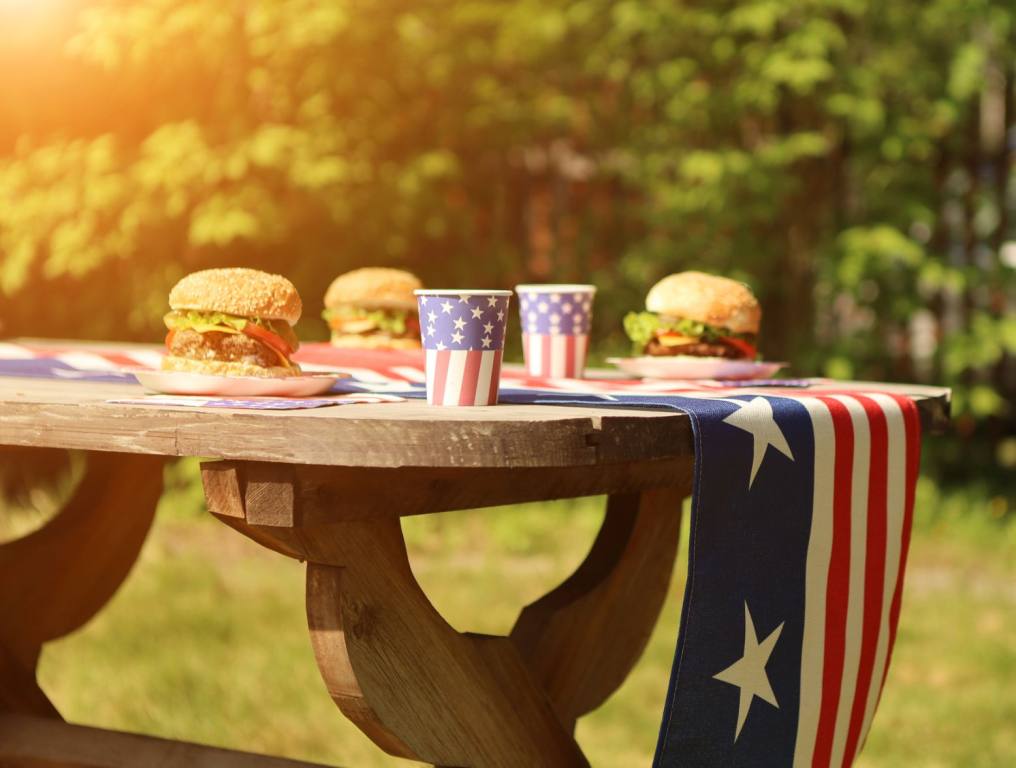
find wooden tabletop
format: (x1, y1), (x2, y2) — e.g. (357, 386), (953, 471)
(0, 369), (949, 469)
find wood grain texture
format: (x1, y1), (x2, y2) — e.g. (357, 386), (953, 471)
(201, 459), (693, 524)
(304, 523), (589, 768)
(0, 452), (164, 657)
(0, 646), (59, 720)
(0, 377), (687, 468)
(510, 487), (687, 730)
(0, 450), (163, 768)
(0, 374), (948, 468)
(0, 714), (335, 768)
(203, 461), (690, 767)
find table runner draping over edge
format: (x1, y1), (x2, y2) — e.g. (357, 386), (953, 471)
(0, 342), (924, 766)
(497, 388), (921, 767)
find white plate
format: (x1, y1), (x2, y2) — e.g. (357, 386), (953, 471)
(132, 369), (347, 397)
(607, 356), (786, 380)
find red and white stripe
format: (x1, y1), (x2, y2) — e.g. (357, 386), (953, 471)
(522, 333), (589, 378)
(424, 348), (503, 406)
(792, 393), (920, 767)
(0, 342), (164, 369)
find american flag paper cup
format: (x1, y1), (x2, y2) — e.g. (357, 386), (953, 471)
(516, 284), (595, 378)
(415, 289), (512, 406)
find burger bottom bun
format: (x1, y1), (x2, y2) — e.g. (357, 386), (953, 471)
(330, 333), (422, 350)
(161, 354), (299, 378)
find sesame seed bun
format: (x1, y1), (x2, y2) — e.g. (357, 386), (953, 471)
(645, 271), (760, 334)
(161, 354), (299, 378)
(325, 268), (422, 312)
(169, 268), (302, 326)
(329, 333), (422, 350)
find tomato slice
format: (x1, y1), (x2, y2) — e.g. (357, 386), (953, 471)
(720, 336), (758, 359)
(242, 322), (293, 359)
(165, 330), (176, 348)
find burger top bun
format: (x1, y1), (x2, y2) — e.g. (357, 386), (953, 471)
(169, 268), (302, 326)
(645, 271), (760, 335)
(325, 267), (422, 312)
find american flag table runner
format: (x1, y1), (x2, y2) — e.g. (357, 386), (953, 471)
(0, 341), (802, 393)
(0, 342), (157, 383)
(493, 388), (922, 767)
(0, 342), (925, 765)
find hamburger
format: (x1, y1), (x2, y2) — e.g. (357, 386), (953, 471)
(323, 267), (422, 349)
(623, 271), (760, 359)
(162, 268), (302, 377)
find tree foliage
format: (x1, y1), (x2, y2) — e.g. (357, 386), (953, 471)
(0, 1), (1012, 454)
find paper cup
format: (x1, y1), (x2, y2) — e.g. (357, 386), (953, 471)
(415, 290), (512, 406)
(516, 284), (596, 378)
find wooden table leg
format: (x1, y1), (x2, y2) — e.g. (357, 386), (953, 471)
(0, 451), (164, 719)
(510, 487), (685, 732)
(203, 462), (688, 768)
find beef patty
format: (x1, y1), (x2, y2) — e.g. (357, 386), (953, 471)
(644, 339), (744, 358)
(169, 329), (279, 368)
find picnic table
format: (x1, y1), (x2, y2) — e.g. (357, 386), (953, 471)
(0, 343), (950, 768)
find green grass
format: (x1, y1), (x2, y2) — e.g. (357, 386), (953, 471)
(11, 463), (1014, 767)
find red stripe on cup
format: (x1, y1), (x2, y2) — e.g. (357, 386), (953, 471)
(430, 350), (451, 405)
(458, 349), (484, 406)
(486, 350), (502, 405)
(564, 334), (577, 378)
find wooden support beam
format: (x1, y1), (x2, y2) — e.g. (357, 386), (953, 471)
(0, 451), (164, 728)
(303, 520), (590, 768)
(201, 458), (692, 525)
(202, 461), (690, 767)
(0, 714), (336, 768)
(511, 487), (686, 730)
(0, 452), (164, 653)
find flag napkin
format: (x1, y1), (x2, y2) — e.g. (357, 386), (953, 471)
(105, 394), (404, 410)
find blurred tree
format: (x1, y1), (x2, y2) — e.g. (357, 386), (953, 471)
(0, 0), (1012, 482)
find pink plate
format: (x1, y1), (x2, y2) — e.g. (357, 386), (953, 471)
(607, 356), (786, 380)
(132, 369), (347, 397)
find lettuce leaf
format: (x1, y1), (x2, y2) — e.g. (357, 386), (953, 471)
(164, 310), (246, 334)
(622, 311), (662, 348)
(163, 311), (296, 345)
(323, 306), (411, 335)
(623, 311), (749, 351)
